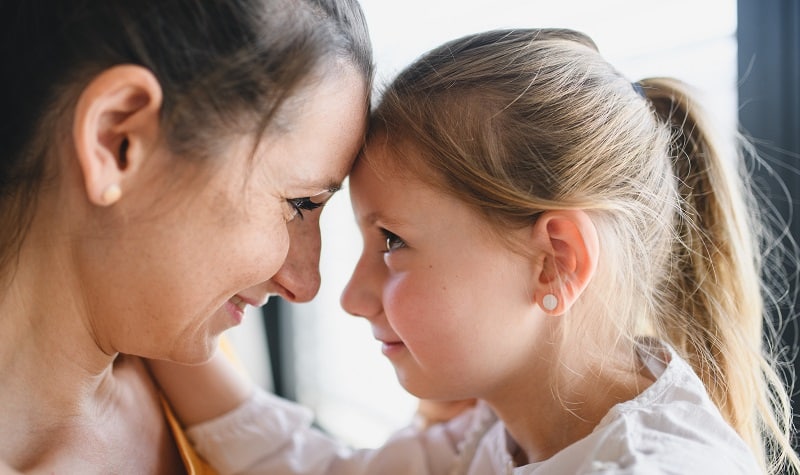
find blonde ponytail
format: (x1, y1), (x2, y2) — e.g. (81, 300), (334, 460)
(641, 77), (799, 474)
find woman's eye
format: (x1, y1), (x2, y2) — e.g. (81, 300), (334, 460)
(285, 189), (336, 222)
(381, 230), (406, 253)
(286, 197), (322, 221)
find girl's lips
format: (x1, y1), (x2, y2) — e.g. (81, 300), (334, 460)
(373, 329), (405, 357)
(380, 340), (405, 357)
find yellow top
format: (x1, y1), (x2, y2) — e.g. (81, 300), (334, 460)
(159, 337), (245, 475)
(161, 396), (218, 475)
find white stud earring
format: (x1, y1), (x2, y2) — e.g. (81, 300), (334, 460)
(542, 294), (558, 311)
(101, 184), (121, 205)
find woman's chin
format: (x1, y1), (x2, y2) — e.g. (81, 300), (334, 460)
(159, 336), (220, 366)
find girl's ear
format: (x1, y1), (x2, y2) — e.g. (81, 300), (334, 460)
(72, 65), (163, 206)
(530, 210), (599, 315)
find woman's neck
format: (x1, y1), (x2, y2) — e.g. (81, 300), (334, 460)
(484, 343), (655, 466)
(0, 233), (121, 466)
(0, 297), (178, 473)
(0, 188), (184, 474)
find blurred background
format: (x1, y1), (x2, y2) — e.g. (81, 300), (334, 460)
(227, 0), (800, 456)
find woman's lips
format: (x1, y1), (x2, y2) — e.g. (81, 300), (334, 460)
(230, 295), (247, 311)
(224, 295), (248, 324)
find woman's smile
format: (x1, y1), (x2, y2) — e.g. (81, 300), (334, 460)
(224, 295), (248, 325)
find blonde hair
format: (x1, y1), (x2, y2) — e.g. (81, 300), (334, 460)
(368, 29), (798, 473)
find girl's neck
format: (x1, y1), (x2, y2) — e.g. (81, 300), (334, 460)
(485, 344), (656, 466)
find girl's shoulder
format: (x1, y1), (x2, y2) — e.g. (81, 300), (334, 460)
(493, 340), (761, 475)
(561, 340), (761, 474)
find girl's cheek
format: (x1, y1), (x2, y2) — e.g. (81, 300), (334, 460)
(383, 248), (413, 271)
(382, 279), (406, 318)
(384, 278), (424, 321)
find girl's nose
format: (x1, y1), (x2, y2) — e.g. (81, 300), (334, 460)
(340, 252), (383, 320)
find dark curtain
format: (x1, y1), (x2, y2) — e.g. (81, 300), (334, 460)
(737, 0), (800, 461)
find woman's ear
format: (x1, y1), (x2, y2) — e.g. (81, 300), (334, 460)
(73, 64), (163, 206)
(530, 210), (599, 315)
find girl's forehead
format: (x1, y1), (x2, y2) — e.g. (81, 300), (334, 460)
(351, 153), (423, 193)
(360, 136), (432, 183)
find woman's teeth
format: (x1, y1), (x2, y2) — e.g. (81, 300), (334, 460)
(230, 295), (247, 311)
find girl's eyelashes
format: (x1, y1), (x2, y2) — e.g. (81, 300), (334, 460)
(380, 228), (406, 253)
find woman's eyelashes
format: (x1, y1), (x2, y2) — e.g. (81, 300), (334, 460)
(380, 229), (406, 253)
(285, 189), (338, 221)
(287, 197), (322, 221)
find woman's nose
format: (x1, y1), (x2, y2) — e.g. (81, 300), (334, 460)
(267, 215), (322, 303)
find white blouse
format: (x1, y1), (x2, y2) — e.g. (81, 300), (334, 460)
(187, 341), (761, 475)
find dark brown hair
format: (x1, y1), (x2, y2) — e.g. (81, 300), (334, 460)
(0, 0), (373, 276)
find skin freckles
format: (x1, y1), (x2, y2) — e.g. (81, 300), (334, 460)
(6, 65), (367, 374)
(77, 67), (367, 364)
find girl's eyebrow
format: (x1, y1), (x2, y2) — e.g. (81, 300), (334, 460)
(359, 210), (405, 229)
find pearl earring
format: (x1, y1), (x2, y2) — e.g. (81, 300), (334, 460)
(101, 184), (121, 205)
(542, 294), (558, 311)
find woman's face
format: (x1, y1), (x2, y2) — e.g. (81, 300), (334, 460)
(341, 142), (550, 401)
(86, 67), (367, 363)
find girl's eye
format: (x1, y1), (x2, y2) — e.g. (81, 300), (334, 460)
(381, 229), (406, 253)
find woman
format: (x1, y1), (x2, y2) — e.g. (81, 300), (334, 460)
(0, 1), (372, 473)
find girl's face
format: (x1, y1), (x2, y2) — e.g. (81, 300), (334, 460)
(85, 68), (367, 363)
(342, 142), (550, 401)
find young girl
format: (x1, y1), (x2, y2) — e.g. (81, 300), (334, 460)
(151, 28), (799, 474)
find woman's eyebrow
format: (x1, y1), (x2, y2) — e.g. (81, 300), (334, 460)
(294, 180), (342, 197)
